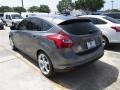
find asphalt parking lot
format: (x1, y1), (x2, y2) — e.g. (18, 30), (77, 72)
(0, 28), (120, 90)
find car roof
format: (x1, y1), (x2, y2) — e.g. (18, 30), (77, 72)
(80, 15), (106, 18)
(30, 15), (77, 24)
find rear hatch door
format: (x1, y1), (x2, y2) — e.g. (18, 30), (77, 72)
(59, 19), (102, 54)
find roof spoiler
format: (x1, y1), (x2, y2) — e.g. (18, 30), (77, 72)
(58, 19), (91, 25)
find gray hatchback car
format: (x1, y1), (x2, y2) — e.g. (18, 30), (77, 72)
(9, 15), (104, 77)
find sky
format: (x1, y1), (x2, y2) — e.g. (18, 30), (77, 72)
(0, 0), (120, 11)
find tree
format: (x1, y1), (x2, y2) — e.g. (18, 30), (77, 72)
(28, 6), (39, 12)
(39, 5), (50, 13)
(13, 7), (26, 13)
(0, 6), (13, 13)
(75, 0), (105, 13)
(57, 0), (74, 13)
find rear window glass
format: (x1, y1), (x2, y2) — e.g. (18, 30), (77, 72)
(104, 16), (120, 24)
(59, 21), (99, 35)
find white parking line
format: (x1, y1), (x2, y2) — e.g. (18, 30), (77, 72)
(0, 55), (16, 63)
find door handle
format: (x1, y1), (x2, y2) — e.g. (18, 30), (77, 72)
(32, 35), (39, 39)
(32, 35), (37, 37)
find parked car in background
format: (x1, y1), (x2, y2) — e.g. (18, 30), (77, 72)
(21, 12), (49, 18)
(0, 13), (4, 30)
(9, 15), (104, 77)
(103, 12), (120, 21)
(79, 15), (120, 47)
(91, 12), (103, 15)
(21, 12), (39, 18)
(3, 12), (23, 27)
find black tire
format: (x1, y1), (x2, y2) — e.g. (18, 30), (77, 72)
(5, 22), (8, 26)
(1, 26), (4, 30)
(9, 37), (17, 50)
(102, 36), (109, 48)
(37, 51), (54, 77)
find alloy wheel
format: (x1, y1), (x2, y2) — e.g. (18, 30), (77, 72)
(38, 53), (51, 75)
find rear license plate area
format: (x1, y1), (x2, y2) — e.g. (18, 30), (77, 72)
(87, 40), (96, 49)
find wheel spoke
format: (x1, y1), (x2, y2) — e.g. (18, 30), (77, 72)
(39, 60), (43, 65)
(39, 56), (43, 62)
(44, 65), (49, 73)
(41, 65), (45, 71)
(44, 60), (49, 65)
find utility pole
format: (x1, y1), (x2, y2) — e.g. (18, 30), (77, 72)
(111, 0), (114, 10)
(21, 0), (24, 8)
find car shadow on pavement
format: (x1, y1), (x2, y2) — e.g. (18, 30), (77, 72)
(106, 43), (120, 53)
(51, 61), (119, 90)
(15, 50), (119, 90)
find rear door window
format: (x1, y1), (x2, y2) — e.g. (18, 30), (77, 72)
(42, 21), (52, 31)
(59, 20), (99, 35)
(90, 18), (107, 24)
(30, 18), (42, 31)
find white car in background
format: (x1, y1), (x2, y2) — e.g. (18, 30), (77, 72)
(79, 15), (120, 47)
(21, 12), (49, 18)
(3, 12), (23, 26)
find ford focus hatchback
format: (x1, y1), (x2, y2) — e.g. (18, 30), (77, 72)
(9, 15), (104, 77)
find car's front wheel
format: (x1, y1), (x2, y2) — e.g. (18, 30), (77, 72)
(37, 52), (54, 77)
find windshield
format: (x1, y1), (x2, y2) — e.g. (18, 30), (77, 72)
(11, 14), (23, 19)
(104, 16), (120, 24)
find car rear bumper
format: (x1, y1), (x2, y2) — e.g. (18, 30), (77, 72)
(52, 45), (104, 71)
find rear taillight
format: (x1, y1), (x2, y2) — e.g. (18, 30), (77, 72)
(47, 31), (73, 48)
(111, 26), (120, 32)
